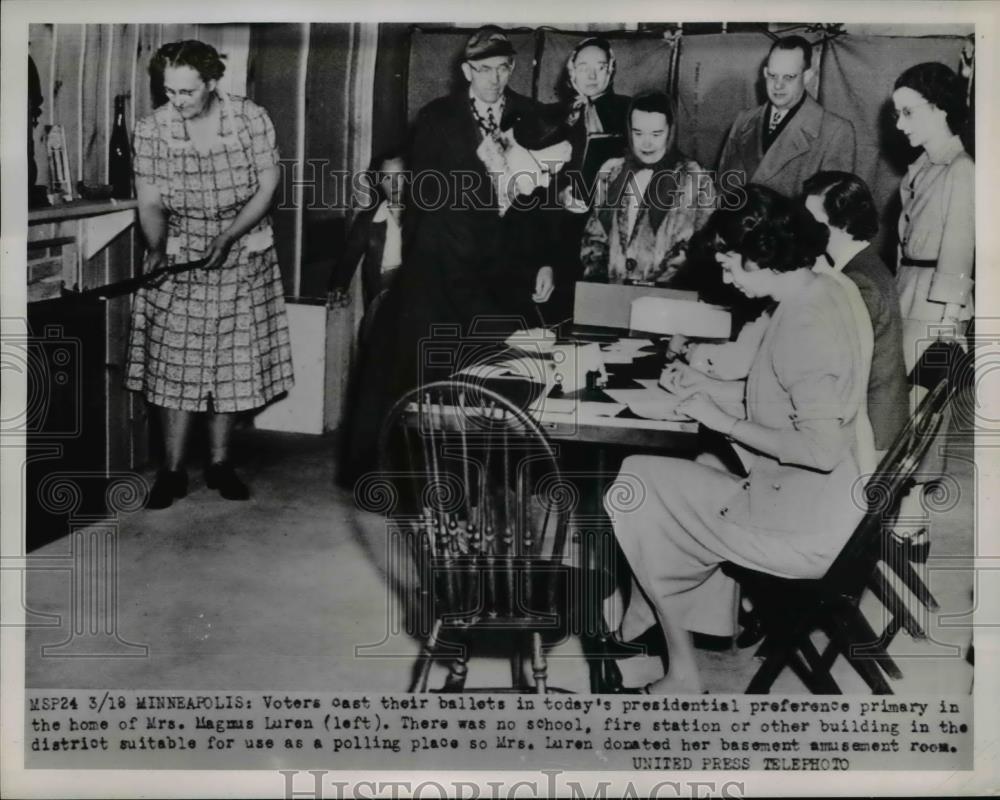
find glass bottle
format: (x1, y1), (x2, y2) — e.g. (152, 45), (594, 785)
(108, 94), (132, 199)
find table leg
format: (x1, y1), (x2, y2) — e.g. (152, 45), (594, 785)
(580, 447), (626, 694)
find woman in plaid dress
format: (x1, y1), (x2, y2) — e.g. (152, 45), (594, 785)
(126, 40), (294, 508)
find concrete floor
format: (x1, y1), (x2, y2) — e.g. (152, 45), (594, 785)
(24, 419), (975, 695)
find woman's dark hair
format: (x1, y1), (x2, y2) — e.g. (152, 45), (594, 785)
(626, 91), (680, 168)
(150, 40), (227, 84)
(354, 150), (407, 211)
(895, 61), (968, 135)
(698, 183), (827, 273)
(369, 149), (405, 173)
(678, 186), (789, 322)
(802, 170), (879, 242)
(706, 184), (785, 254)
(740, 198), (829, 273)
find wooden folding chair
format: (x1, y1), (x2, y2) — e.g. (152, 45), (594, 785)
(873, 340), (972, 645)
(724, 377), (955, 694)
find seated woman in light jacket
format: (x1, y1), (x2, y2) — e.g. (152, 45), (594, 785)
(607, 194), (875, 694)
(580, 91), (714, 285)
(666, 185), (788, 379)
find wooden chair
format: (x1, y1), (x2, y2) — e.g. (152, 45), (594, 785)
(376, 379), (576, 693)
(872, 341), (973, 643)
(723, 376), (955, 694)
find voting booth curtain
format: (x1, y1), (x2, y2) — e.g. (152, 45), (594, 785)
(400, 26), (970, 259)
(533, 29), (679, 105)
(404, 27), (678, 120)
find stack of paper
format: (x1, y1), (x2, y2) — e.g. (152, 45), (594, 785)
(630, 296), (731, 338)
(504, 328), (558, 355)
(605, 380), (688, 421)
(600, 338), (655, 364)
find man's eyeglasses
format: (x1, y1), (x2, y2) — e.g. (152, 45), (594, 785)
(892, 101), (931, 121)
(468, 61), (513, 79)
(763, 69), (801, 83)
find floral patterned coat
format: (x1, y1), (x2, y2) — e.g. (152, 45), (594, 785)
(580, 157), (715, 284)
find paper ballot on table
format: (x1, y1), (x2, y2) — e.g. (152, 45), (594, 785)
(504, 328), (557, 355)
(629, 296), (731, 338)
(605, 385), (688, 421)
(600, 338), (656, 364)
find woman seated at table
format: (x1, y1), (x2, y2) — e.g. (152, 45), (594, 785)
(607, 194), (876, 694)
(666, 185), (786, 379)
(580, 91), (715, 285)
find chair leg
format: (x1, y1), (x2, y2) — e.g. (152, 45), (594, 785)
(785, 647), (841, 694)
(887, 548), (941, 612)
(868, 569), (927, 641)
(444, 649), (470, 693)
(745, 640), (791, 694)
(842, 607), (904, 680)
(797, 636), (842, 694)
(585, 633), (628, 694)
(409, 618), (443, 693)
(531, 631), (548, 694)
(884, 535), (940, 610)
(829, 612), (895, 693)
(510, 637), (526, 690)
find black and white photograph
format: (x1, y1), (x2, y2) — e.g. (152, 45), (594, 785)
(1, 0), (998, 796)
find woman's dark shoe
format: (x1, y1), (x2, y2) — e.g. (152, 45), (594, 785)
(619, 683), (653, 694)
(146, 468), (188, 509)
(736, 605), (766, 649)
(205, 461), (250, 501)
(604, 625), (668, 659)
(692, 632), (735, 651)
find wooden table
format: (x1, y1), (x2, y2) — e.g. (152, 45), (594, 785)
(440, 335), (704, 692)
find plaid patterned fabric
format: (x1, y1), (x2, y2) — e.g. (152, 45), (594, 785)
(125, 95), (293, 412)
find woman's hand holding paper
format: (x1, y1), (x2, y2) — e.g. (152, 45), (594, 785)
(675, 392), (734, 433)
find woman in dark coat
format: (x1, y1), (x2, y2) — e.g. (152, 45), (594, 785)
(549, 38), (632, 316)
(340, 114), (572, 483)
(559, 38), (631, 184)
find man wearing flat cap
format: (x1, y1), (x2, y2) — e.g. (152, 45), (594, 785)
(341, 27), (566, 478)
(409, 25), (539, 217)
(402, 24), (554, 330)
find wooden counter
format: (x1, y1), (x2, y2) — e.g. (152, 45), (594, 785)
(26, 199), (147, 551)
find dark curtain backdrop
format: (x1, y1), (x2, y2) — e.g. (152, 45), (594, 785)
(372, 23), (411, 159)
(247, 23), (309, 295)
(302, 23), (353, 299)
(248, 23), (356, 298)
(363, 26), (974, 285)
(674, 33), (823, 170)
